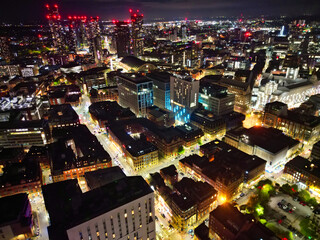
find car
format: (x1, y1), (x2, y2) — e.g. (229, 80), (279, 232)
(300, 201), (307, 206)
(289, 209), (293, 213)
(155, 216), (158, 221)
(240, 193), (245, 197)
(161, 213), (165, 218)
(280, 199), (286, 204)
(293, 197), (299, 201)
(277, 202), (283, 208)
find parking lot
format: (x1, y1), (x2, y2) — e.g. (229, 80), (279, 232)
(268, 193), (314, 239)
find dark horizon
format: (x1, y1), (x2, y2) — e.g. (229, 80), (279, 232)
(1, 0), (320, 24)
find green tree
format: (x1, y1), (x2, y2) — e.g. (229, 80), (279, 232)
(308, 197), (318, 207)
(298, 190), (311, 202)
(178, 146), (185, 155)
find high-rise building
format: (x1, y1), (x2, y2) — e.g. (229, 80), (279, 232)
(130, 9), (144, 56)
(198, 83), (235, 116)
(146, 72), (171, 110)
(117, 73), (153, 117)
(0, 36), (11, 62)
(67, 16), (89, 51)
(181, 25), (187, 41)
(88, 17), (102, 63)
(170, 74), (199, 122)
(114, 20), (131, 57)
(42, 173), (156, 240)
(45, 4), (64, 51)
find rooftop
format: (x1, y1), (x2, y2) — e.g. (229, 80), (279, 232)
(0, 193), (29, 225)
(43, 176), (153, 239)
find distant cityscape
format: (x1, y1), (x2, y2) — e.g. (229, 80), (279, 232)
(1, 3), (320, 240)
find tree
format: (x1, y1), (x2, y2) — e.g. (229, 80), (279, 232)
(298, 190), (311, 202)
(178, 146), (185, 155)
(300, 219), (317, 239)
(308, 197), (318, 207)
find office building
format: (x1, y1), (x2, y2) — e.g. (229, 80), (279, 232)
(198, 83), (235, 116)
(0, 37), (11, 62)
(117, 73), (153, 117)
(80, 67), (109, 94)
(88, 17), (102, 63)
(225, 126), (300, 173)
(0, 193), (33, 239)
(0, 120), (50, 148)
(114, 21), (130, 57)
(42, 175), (155, 240)
(170, 74), (199, 122)
(130, 10), (144, 56)
(263, 101), (320, 143)
(146, 72), (171, 110)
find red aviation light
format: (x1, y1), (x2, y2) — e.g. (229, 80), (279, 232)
(46, 15), (50, 19)
(54, 4), (58, 8)
(134, 14), (137, 17)
(45, 4), (49, 9)
(112, 19), (116, 24)
(245, 32), (252, 37)
(58, 15), (61, 20)
(53, 15), (57, 19)
(129, 9), (132, 13)
(137, 9), (139, 12)
(38, 34), (42, 38)
(74, 16), (77, 19)
(68, 16), (72, 20)
(141, 14), (144, 17)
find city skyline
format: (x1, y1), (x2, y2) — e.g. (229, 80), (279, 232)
(1, 0), (320, 23)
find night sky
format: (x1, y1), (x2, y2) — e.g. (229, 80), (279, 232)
(1, 0), (320, 23)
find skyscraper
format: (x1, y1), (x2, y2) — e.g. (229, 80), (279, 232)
(67, 16), (89, 51)
(88, 17), (102, 63)
(0, 36), (11, 62)
(170, 74), (199, 122)
(130, 9), (144, 57)
(45, 4), (64, 51)
(114, 20), (130, 57)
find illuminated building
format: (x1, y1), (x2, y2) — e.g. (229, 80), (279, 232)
(252, 73), (320, 110)
(89, 101), (135, 128)
(147, 106), (175, 128)
(284, 156), (320, 196)
(45, 4), (64, 51)
(146, 72), (171, 110)
(209, 203), (279, 240)
(79, 67), (108, 94)
(175, 123), (204, 147)
(117, 73), (153, 117)
(198, 83), (235, 116)
(0, 120), (50, 148)
(225, 126), (300, 173)
(119, 56), (156, 72)
(49, 125), (112, 182)
(48, 84), (82, 107)
(0, 156), (41, 198)
(0, 193), (33, 239)
(263, 101), (320, 143)
(88, 17), (102, 63)
(130, 9), (144, 56)
(0, 36), (11, 62)
(114, 20), (131, 57)
(181, 25), (187, 41)
(190, 109), (226, 139)
(310, 140), (320, 161)
(0, 64), (20, 77)
(47, 104), (80, 131)
(67, 16), (89, 51)
(160, 164), (178, 186)
(170, 74), (199, 122)
(126, 139), (159, 172)
(42, 175), (155, 240)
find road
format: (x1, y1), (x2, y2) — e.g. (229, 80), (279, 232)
(73, 95), (203, 239)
